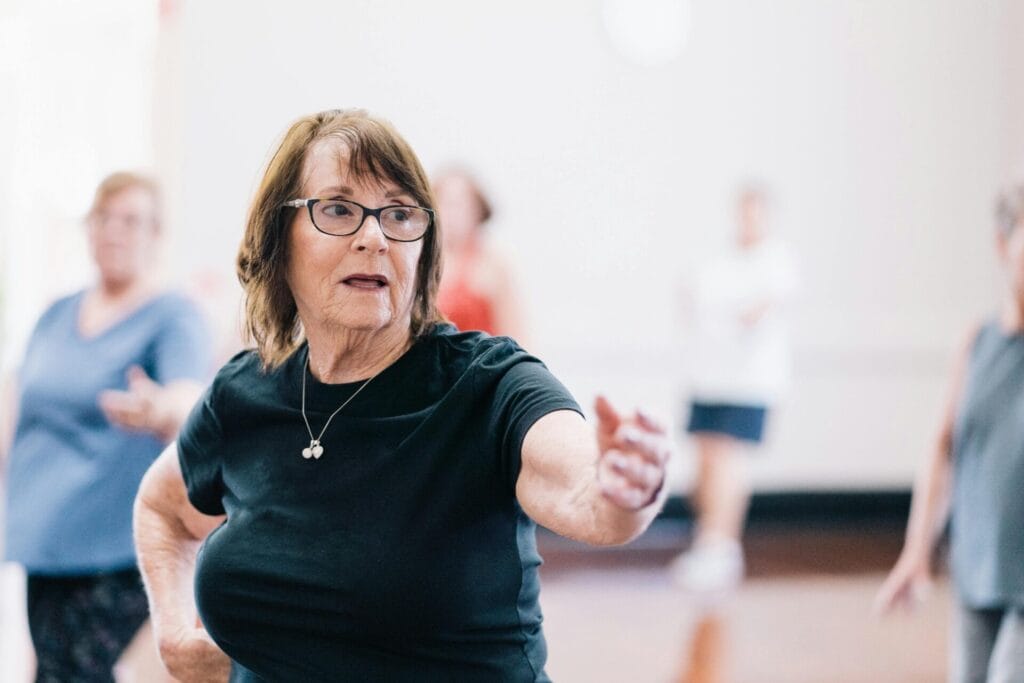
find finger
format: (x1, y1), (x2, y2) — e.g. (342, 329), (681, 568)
(107, 410), (145, 430)
(594, 395), (621, 436)
(100, 392), (144, 415)
(872, 584), (897, 616)
(599, 477), (649, 511)
(98, 390), (133, 413)
(634, 408), (666, 435)
(127, 365), (157, 392)
(606, 450), (663, 490)
(616, 426), (671, 465)
(874, 578), (915, 616)
(99, 394), (146, 429)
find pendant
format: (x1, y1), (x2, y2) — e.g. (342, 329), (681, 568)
(302, 439), (324, 460)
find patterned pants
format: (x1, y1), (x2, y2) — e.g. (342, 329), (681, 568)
(27, 568), (150, 683)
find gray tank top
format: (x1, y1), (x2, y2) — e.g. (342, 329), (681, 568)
(951, 320), (1024, 608)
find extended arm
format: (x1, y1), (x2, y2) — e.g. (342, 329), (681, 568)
(101, 367), (204, 442)
(875, 325), (976, 613)
(516, 397), (670, 546)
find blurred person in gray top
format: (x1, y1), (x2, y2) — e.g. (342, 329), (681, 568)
(876, 183), (1024, 683)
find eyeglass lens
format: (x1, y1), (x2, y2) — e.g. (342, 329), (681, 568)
(311, 200), (429, 240)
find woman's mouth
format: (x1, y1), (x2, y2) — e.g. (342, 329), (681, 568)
(342, 274), (389, 289)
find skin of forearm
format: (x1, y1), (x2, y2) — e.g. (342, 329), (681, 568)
(133, 491), (204, 644)
(901, 445), (953, 562)
(525, 441), (666, 547)
(132, 448), (226, 650)
(581, 474), (666, 546)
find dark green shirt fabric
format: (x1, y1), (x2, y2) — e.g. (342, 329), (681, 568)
(177, 324), (581, 682)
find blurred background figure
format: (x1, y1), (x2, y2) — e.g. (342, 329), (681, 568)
(671, 185), (799, 594)
(1, 172), (210, 682)
(433, 168), (527, 341)
(876, 183), (1024, 683)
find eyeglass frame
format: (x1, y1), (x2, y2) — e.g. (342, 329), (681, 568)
(281, 198), (434, 243)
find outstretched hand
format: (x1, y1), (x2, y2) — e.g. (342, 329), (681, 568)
(874, 554), (933, 615)
(594, 395), (670, 511)
(99, 366), (169, 436)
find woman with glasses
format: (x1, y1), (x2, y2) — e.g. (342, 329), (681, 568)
(434, 168), (527, 340)
(3, 172), (210, 681)
(876, 184), (1024, 682)
(134, 109), (670, 682)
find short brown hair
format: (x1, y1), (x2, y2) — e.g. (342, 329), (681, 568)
(996, 183), (1024, 237)
(237, 109), (444, 369)
(89, 171), (161, 228)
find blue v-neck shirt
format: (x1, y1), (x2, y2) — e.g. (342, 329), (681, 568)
(5, 290), (211, 574)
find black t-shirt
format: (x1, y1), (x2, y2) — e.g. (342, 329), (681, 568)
(177, 324), (581, 682)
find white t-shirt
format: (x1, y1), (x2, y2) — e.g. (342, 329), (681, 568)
(687, 239), (799, 405)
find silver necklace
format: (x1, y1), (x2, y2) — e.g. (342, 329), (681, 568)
(300, 355), (379, 460)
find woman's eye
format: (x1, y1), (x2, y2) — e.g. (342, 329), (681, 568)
(321, 202), (354, 217)
(389, 209), (411, 222)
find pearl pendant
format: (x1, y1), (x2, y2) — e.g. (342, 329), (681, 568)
(302, 439), (324, 460)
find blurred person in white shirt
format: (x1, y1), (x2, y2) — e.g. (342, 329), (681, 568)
(672, 184), (799, 594)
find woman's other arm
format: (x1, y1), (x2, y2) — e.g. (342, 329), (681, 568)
(874, 325), (977, 613)
(133, 445), (230, 682)
(516, 397), (670, 546)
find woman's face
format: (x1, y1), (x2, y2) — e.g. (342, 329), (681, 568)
(999, 219), (1024, 300)
(87, 185), (159, 287)
(286, 139), (424, 337)
(737, 194), (766, 248)
(434, 174), (482, 249)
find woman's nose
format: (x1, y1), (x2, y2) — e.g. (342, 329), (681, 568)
(352, 215), (388, 252)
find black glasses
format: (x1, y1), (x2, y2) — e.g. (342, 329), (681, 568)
(281, 198), (433, 242)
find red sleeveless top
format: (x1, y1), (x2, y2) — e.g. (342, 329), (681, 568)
(438, 250), (497, 334)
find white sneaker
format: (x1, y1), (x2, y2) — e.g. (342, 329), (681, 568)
(670, 539), (745, 595)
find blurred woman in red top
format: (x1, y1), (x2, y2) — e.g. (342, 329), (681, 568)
(434, 168), (527, 341)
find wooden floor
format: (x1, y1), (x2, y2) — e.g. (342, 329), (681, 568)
(541, 568), (948, 683)
(0, 521), (949, 682)
(538, 521), (949, 683)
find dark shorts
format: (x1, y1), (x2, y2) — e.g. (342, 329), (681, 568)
(686, 401), (768, 444)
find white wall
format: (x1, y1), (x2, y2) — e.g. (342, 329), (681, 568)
(3, 1), (1021, 491)
(167, 0), (1023, 490)
(0, 0), (158, 369)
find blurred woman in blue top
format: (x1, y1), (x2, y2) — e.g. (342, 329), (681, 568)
(877, 183), (1024, 682)
(4, 172), (211, 682)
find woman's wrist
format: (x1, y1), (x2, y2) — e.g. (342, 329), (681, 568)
(897, 541), (932, 569)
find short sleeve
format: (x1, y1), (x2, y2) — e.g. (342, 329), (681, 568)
(490, 356), (582, 492)
(151, 297), (212, 383)
(177, 383), (226, 515)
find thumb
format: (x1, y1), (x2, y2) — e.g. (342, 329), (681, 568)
(127, 365), (156, 391)
(594, 395), (621, 436)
